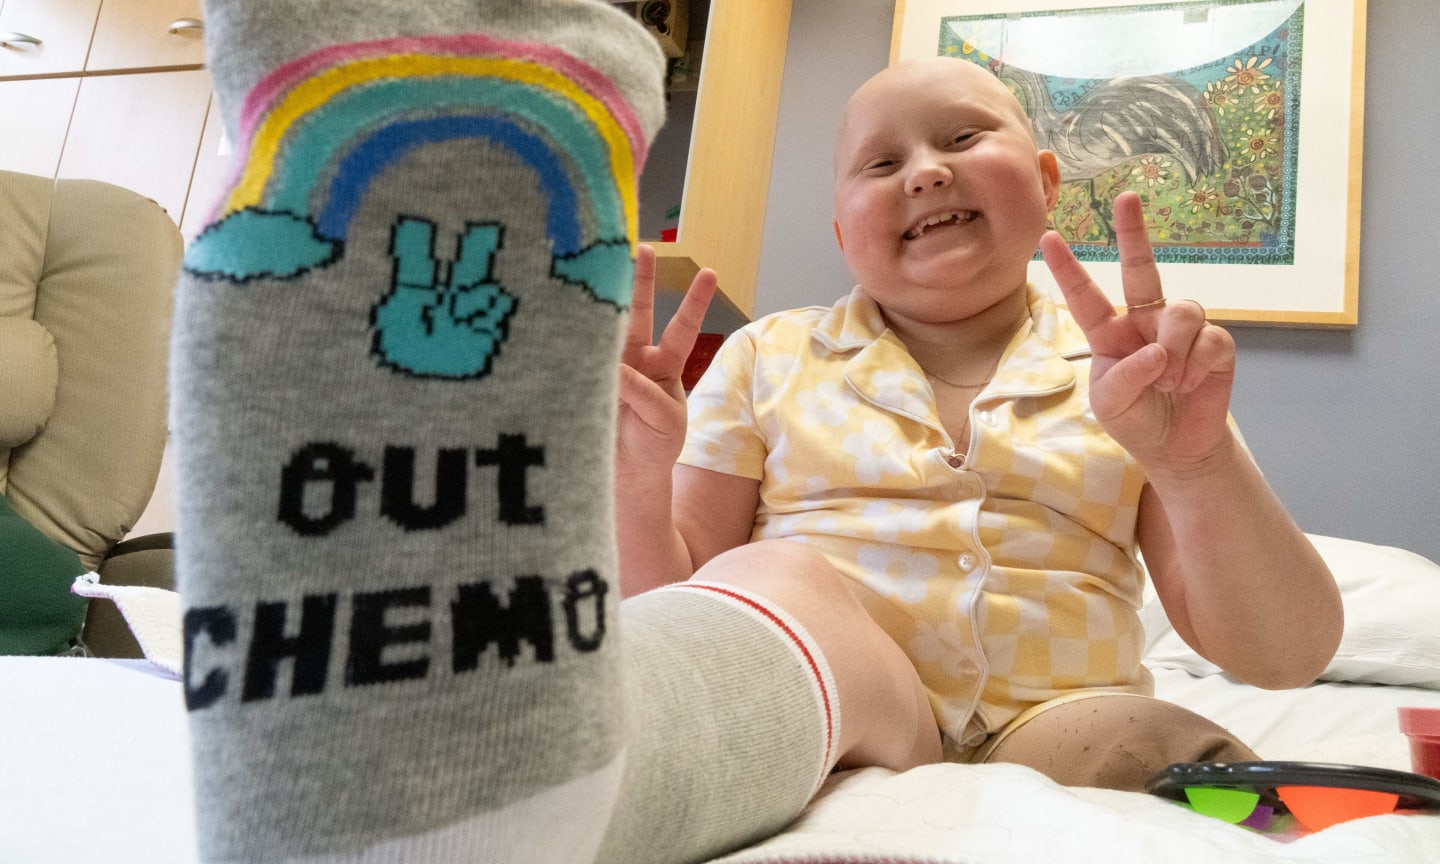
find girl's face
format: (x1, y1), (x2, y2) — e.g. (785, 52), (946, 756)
(832, 57), (1059, 326)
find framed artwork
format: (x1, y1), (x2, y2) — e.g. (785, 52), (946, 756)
(892, 0), (1366, 327)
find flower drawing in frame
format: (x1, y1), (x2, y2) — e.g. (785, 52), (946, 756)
(938, 0), (1304, 266)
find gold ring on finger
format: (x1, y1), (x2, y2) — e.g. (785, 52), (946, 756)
(1126, 298), (1167, 311)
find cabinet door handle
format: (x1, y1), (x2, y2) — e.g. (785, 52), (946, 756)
(168, 18), (204, 34)
(1, 32), (42, 47)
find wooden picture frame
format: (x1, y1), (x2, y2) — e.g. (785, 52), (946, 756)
(892, 0), (1366, 327)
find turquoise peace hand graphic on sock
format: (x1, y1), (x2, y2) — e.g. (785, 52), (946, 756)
(371, 216), (516, 379)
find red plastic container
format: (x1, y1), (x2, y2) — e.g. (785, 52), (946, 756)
(1398, 706), (1440, 780)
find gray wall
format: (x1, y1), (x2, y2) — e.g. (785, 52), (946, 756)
(754, 0), (1440, 561)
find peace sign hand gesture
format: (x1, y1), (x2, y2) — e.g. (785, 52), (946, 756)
(617, 244), (718, 476)
(1040, 191), (1237, 473)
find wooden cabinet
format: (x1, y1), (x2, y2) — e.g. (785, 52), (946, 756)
(86, 0), (205, 71)
(0, 0), (102, 78)
(57, 69), (212, 221)
(0, 0), (210, 225)
(0, 0), (202, 75)
(0, 77), (80, 177)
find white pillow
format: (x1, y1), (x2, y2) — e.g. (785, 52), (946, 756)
(1141, 534), (1440, 689)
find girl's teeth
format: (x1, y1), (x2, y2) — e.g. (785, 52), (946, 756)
(906, 211), (973, 239)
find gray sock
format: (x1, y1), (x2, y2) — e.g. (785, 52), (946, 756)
(600, 582), (843, 864)
(172, 1), (663, 860)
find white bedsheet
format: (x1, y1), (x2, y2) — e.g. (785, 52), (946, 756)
(2, 658), (1438, 863)
(0, 657), (196, 864)
(715, 668), (1440, 863)
(713, 760), (1440, 864)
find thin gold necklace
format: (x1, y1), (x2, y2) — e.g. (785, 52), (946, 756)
(926, 352), (1004, 469)
(924, 351), (1003, 390)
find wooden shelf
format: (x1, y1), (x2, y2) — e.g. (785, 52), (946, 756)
(646, 0), (791, 319)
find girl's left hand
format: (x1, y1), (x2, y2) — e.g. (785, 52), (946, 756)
(1040, 191), (1237, 472)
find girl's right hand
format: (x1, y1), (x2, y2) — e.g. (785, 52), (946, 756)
(617, 244), (718, 476)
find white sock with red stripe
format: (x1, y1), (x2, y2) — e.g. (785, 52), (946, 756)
(597, 581), (842, 863)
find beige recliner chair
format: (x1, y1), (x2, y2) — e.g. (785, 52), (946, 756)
(0, 170), (181, 657)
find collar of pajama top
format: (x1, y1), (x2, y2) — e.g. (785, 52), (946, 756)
(811, 284), (1091, 427)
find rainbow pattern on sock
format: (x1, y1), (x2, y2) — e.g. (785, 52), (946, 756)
(183, 34), (648, 310)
